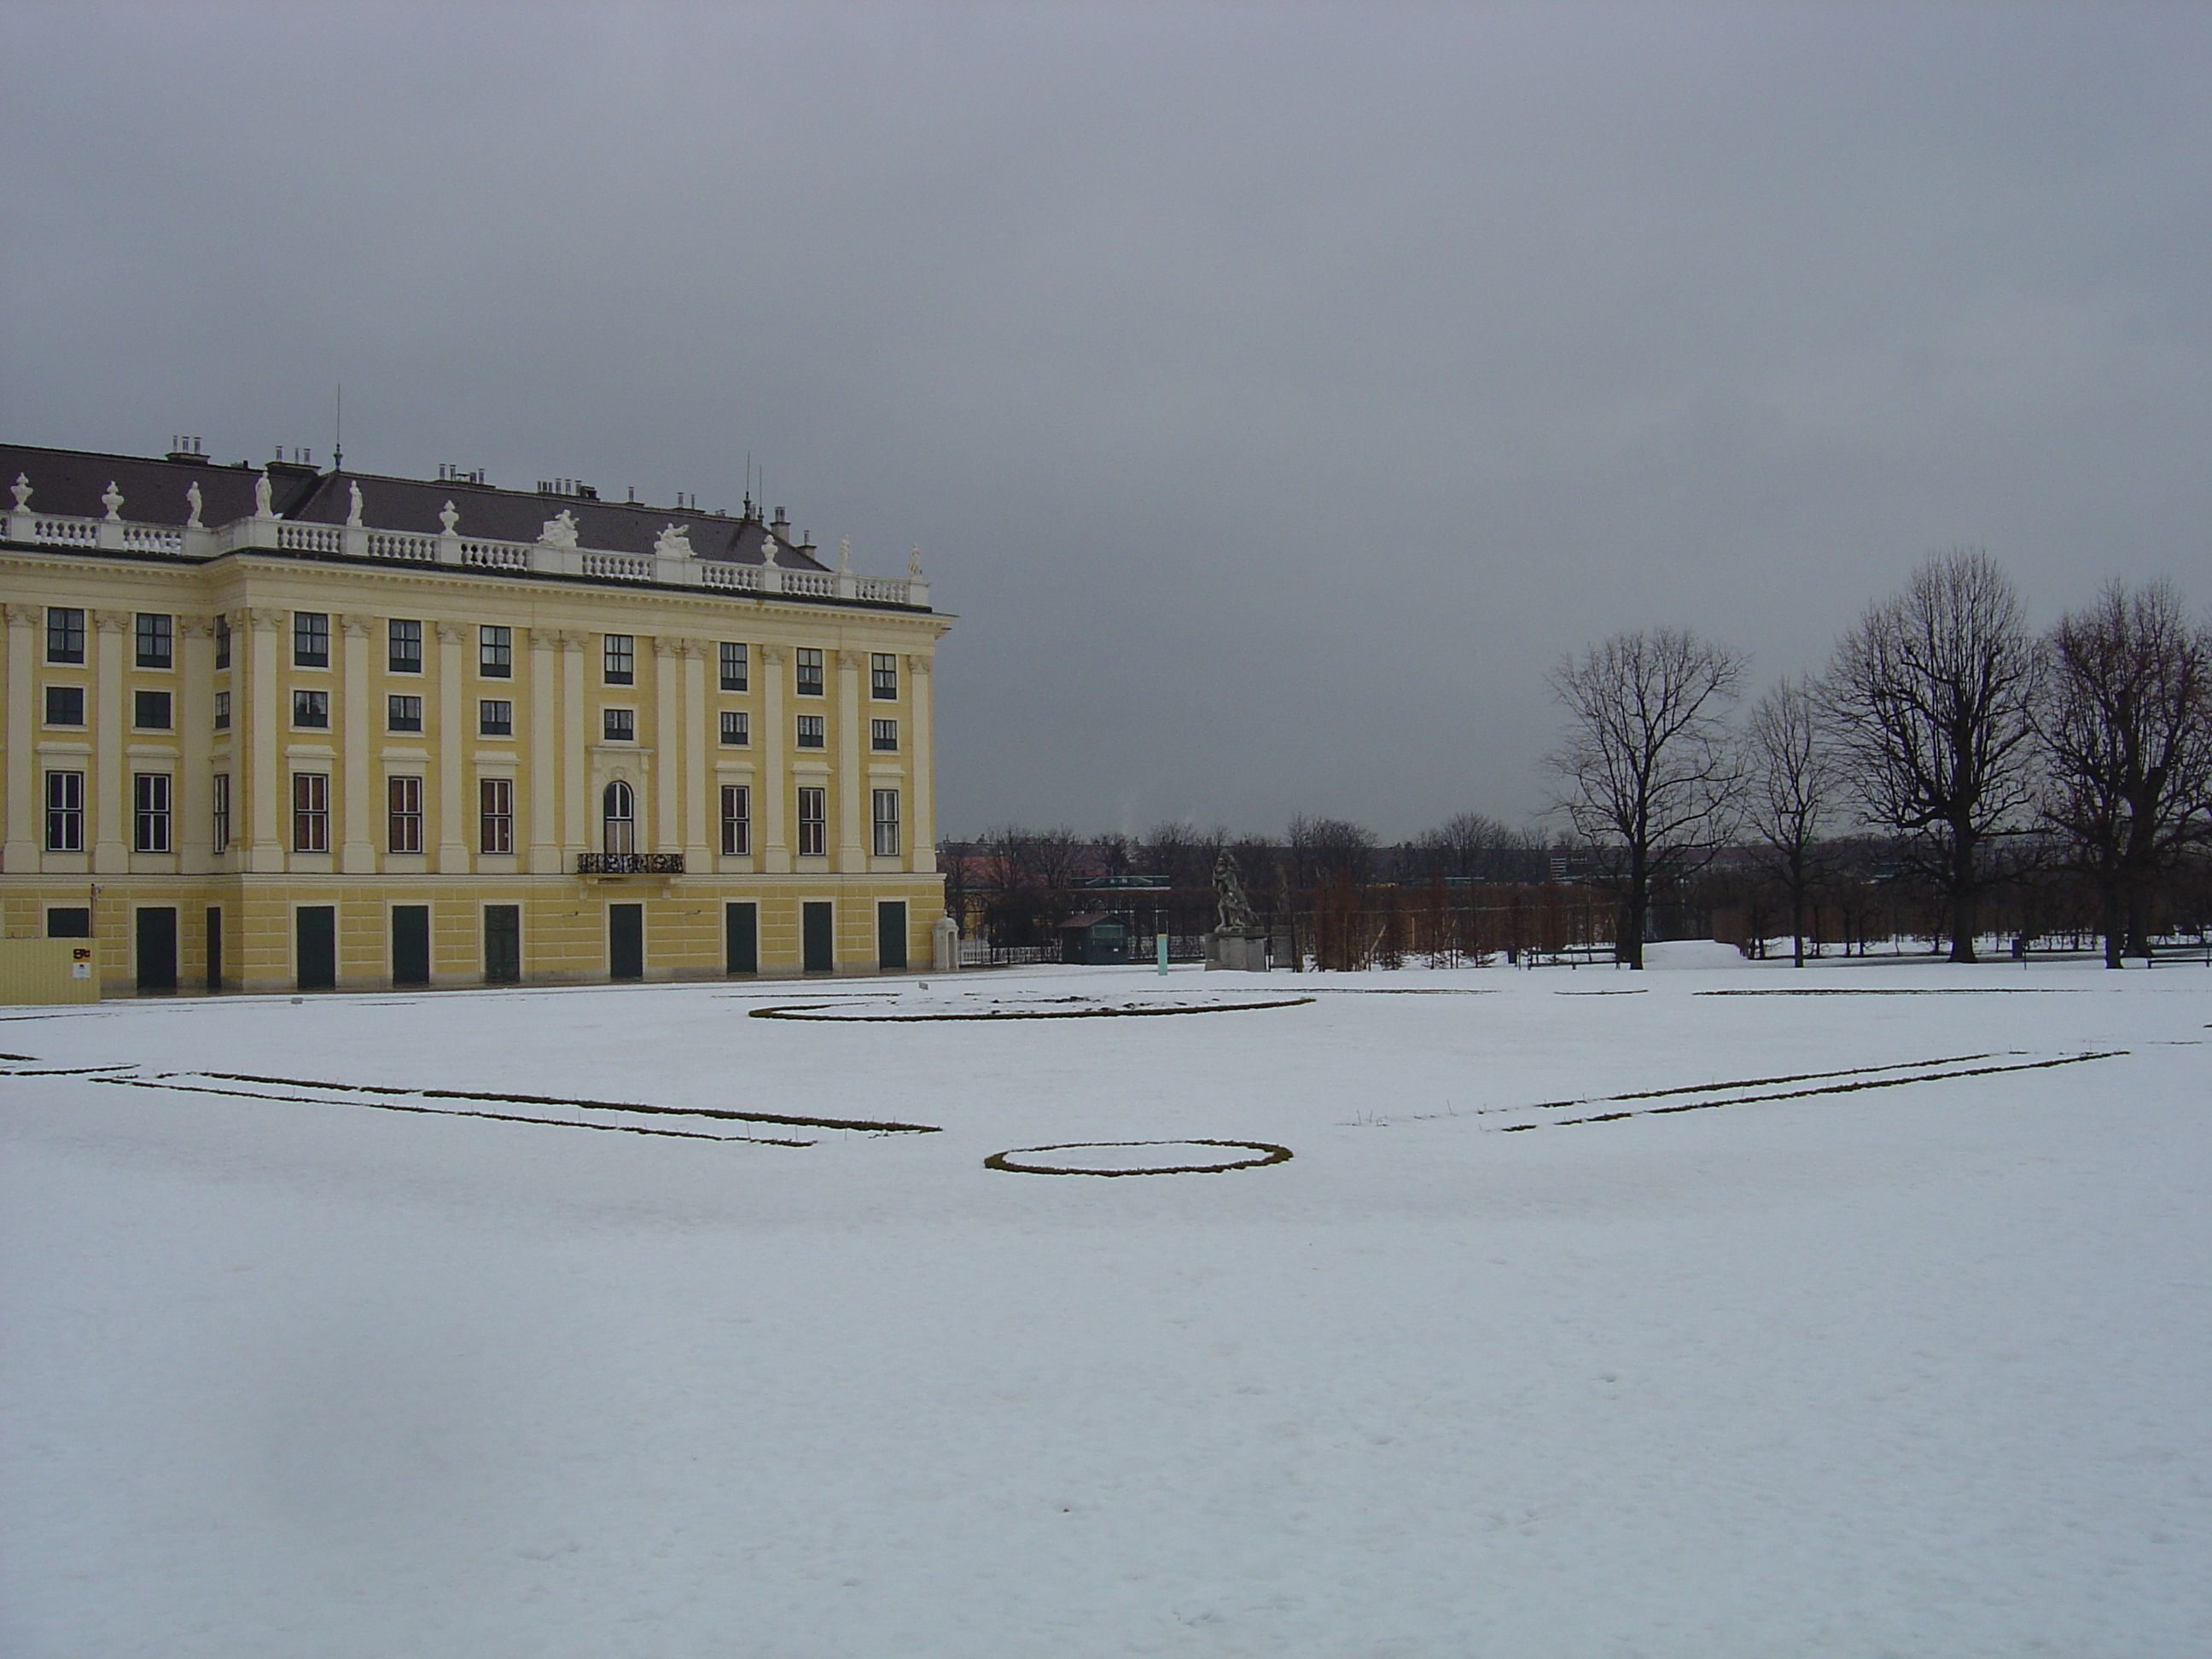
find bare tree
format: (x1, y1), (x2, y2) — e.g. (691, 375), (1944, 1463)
(1286, 814), (1379, 889)
(1402, 812), (1549, 885)
(1546, 628), (1746, 968)
(979, 824), (1086, 892)
(2038, 579), (2212, 965)
(1091, 831), (1134, 880)
(1825, 550), (2041, 962)
(1139, 821), (1202, 888)
(1743, 676), (1840, 966)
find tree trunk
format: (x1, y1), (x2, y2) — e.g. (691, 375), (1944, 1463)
(1948, 828), (1979, 963)
(1619, 855), (1648, 969)
(2101, 882), (2125, 969)
(2125, 881), (2154, 963)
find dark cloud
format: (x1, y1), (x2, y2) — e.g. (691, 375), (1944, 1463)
(4, 1), (2207, 837)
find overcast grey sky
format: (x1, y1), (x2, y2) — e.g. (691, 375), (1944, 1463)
(4, 2), (2207, 839)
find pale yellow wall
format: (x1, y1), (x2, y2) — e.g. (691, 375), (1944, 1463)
(3, 545), (950, 994)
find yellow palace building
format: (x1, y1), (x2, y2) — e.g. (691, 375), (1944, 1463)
(1, 439), (952, 994)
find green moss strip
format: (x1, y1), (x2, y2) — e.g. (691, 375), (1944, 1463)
(1497, 1051), (2126, 1131)
(752, 998), (1313, 1022)
(193, 1070), (939, 1134)
(91, 1076), (812, 1144)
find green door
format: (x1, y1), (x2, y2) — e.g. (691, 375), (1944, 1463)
(876, 900), (908, 971)
(135, 907), (178, 992)
(392, 906), (431, 986)
(801, 901), (834, 973)
(609, 903), (644, 980)
(484, 905), (521, 982)
(295, 906), (336, 990)
(725, 903), (759, 975)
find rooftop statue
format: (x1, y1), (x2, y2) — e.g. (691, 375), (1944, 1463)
(539, 509), (579, 550)
(346, 480), (364, 528)
(254, 469), (273, 518)
(185, 480), (203, 527)
(655, 522), (695, 559)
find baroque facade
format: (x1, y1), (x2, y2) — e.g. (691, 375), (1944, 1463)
(1, 440), (951, 993)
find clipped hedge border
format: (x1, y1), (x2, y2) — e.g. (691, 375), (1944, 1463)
(984, 1138), (1293, 1177)
(751, 998), (1313, 1023)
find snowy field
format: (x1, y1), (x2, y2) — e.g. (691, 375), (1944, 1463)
(3, 947), (2208, 1658)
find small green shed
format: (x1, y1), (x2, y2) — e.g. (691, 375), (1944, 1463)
(1059, 912), (1131, 965)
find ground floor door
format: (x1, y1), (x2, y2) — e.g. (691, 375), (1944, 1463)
(485, 905), (521, 982)
(135, 907), (177, 992)
(296, 906), (336, 990)
(877, 901), (908, 971)
(609, 904), (643, 980)
(205, 906), (223, 991)
(725, 902), (758, 975)
(392, 905), (431, 986)
(801, 901), (834, 973)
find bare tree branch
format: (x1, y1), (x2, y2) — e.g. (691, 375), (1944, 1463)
(1545, 627), (1746, 967)
(1823, 549), (2040, 961)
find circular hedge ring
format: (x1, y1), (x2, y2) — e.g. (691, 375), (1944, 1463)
(984, 1138), (1293, 1177)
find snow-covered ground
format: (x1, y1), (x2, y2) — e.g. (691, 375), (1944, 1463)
(3, 950), (2208, 1657)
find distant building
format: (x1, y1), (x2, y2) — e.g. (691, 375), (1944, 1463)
(2, 439), (950, 992)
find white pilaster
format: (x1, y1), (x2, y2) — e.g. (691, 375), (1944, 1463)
(339, 614), (375, 871)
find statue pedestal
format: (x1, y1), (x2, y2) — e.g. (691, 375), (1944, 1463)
(1205, 928), (1270, 972)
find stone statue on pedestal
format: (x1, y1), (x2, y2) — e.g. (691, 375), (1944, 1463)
(1208, 849), (1268, 970)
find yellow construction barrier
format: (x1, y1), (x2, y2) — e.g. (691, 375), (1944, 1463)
(0, 939), (102, 1005)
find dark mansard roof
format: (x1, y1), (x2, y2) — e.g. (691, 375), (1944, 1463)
(0, 442), (830, 571)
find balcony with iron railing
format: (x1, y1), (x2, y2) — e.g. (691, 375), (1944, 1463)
(576, 853), (686, 876)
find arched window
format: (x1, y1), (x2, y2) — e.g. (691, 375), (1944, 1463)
(602, 780), (635, 856)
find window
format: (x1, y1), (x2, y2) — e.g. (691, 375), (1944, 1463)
(44, 771), (84, 852)
(719, 785), (751, 855)
(602, 634), (634, 684)
(388, 695), (422, 733)
(47, 607), (84, 664)
(797, 786), (826, 857)
(134, 690), (172, 730)
(388, 777), (423, 853)
(871, 653), (898, 699)
(292, 689), (329, 729)
(133, 773), (172, 853)
(388, 618), (422, 674)
(602, 707), (634, 742)
(719, 641), (748, 691)
(212, 772), (230, 852)
(214, 614), (230, 670)
(136, 613), (172, 669)
(46, 907), (91, 938)
(212, 690), (230, 731)
(795, 647), (824, 696)
(293, 612), (329, 667)
(480, 777), (514, 854)
(602, 780), (635, 855)
(872, 789), (900, 857)
(479, 625), (511, 678)
(719, 710), (749, 747)
(44, 685), (84, 726)
(870, 718), (898, 752)
(795, 713), (824, 748)
(293, 773), (329, 853)
(479, 699), (513, 737)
